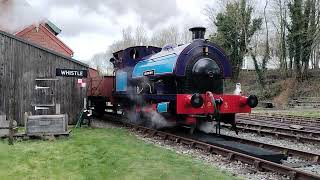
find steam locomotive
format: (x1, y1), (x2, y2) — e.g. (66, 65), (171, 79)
(87, 27), (258, 133)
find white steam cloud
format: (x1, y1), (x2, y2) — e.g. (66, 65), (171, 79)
(122, 74), (175, 129)
(32, 0), (180, 29)
(197, 121), (216, 134)
(0, 0), (44, 34)
(127, 108), (175, 129)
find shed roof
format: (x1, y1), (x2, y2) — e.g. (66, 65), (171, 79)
(14, 23), (74, 57)
(0, 29), (88, 68)
(46, 20), (61, 36)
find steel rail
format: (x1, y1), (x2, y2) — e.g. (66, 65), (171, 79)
(126, 123), (320, 180)
(243, 114), (320, 125)
(211, 134), (320, 163)
(236, 120), (320, 139)
(100, 115), (320, 180)
(222, 124), (320, 144)
(162, 129), (320, 163)
(236, 116), (320, 132)
(250, 113), (320, 120)
(101, 114), (320, 163)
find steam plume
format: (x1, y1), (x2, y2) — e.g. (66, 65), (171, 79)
(121, 73), (175, 129)
(0, 0), (44, 34)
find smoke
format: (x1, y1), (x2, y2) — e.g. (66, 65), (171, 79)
(127, 108), (175, 129)
(197, 121), (216, 133)
(144, 109), (176, 129)
(0, 0), (44, 33)
(28, 0), (180, 29)
(122, 74), (175, 129)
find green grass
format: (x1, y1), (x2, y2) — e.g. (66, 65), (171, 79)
(253, 109), (320, 118)
(283, 111), (320, 118)
(0, 128), (237, 180)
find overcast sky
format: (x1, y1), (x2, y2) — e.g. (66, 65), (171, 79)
(25, 0), (216, 61)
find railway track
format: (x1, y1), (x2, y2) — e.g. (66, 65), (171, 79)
(246, 113), (320, 126)
(236, 120), (320, 138)
(100, 114), (320, 180)
(237, 117), (320, 132)
(233, 114), (320, 143)
(225, 124), (320, 144)
(209, 133), (320, 164)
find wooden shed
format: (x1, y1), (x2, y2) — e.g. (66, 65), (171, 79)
(0, 30), (88, 125)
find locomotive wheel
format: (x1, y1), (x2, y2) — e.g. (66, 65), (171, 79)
(95, 107), (105, 117)
(94, 100), (106, 117)
(139, 112), (154, 129)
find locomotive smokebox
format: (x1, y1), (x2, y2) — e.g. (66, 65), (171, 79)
(189, 27), (206, 40)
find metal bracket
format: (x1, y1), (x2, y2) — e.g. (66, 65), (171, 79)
(35, 85), (50, 90)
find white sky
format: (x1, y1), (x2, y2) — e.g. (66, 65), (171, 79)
(26, 0), (215, 61)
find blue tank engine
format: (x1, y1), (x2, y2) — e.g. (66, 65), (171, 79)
(102, 27), (258, 133)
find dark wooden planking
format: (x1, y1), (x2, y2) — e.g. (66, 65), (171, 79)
(0, 35), (5, 115)
(26, 114), (68, 134)
(0, 31), (88, 125)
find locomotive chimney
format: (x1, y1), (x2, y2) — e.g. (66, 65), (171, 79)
(189, 27), (206, 40)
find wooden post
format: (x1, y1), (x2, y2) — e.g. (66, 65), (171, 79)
(8, 117), (13, 145)
(8, 86), (14, 145)
(8, 94), (15, 145)
(8, 49), (17, 145)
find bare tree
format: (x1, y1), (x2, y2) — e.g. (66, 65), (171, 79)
(85, 52), (114, 75)
(286, 0), (320, 80)
(180, 26), (192, 44)
(121, 27), (134, 48)
(149, 26), (181, 47)
(310, 0), (320, 69)
(271, 0), (289, 76)
(108, 25), (149, 53)
(134, 26), (148, 46)
(250, 0), (270, 92)
(102, 25), (189, 66)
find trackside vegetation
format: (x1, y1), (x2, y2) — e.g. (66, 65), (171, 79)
(0, 128), (238, 180)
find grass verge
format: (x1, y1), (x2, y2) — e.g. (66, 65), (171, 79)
(252, 109), (320, 118)
(0, 128), (238, 180)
